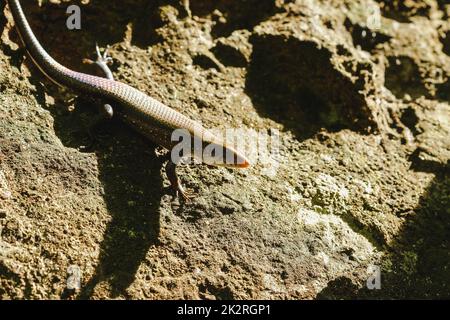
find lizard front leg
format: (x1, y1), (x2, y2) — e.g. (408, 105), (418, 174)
(83, 44), (114, 119)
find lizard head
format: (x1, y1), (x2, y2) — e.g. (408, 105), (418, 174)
(200, 141), (250, 168)
(172, 128), (251, 168)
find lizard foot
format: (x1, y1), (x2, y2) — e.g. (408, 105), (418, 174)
(165, 160), (195, 202)
(95, 43), (113, 65)
(83, 44), (115, 119)
(177, 186), (195, 203)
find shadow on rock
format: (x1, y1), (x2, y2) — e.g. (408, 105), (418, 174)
(14, 0), (175, 69)
(245, 35), (375, 141)
(20, 75), (165, 298)
(189, 0), (281, 38)
(43, 97), (165, 299)
(78, 121), (164, 298)
(4, 1), (170, 298)
(436, 79), (449, 104)
(384, 56), (430, 101)
(318, 154), (450, 299)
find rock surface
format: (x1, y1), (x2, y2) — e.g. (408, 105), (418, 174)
(0, 0), (449, 299)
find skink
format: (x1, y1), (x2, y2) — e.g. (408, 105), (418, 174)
(6, 0), (249, 199)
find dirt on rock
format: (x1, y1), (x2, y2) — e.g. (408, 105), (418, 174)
(0, 0), (449, 299)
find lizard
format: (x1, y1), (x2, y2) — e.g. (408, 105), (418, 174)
(6, 0), (250, 200)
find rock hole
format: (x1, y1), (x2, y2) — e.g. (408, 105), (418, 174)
(189, 0), (281, 38)
(192, 52), (223, 71)
(436, 80), (450, 103)
(376, 0), (432, 23)
(344, 18), (391, 52)
(246, 35), (375, 139)
(385, 56), (428, 100)
(212, 41), (248, 67)
(400, 106), (420, 136)
(440, 31), (450, 57)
